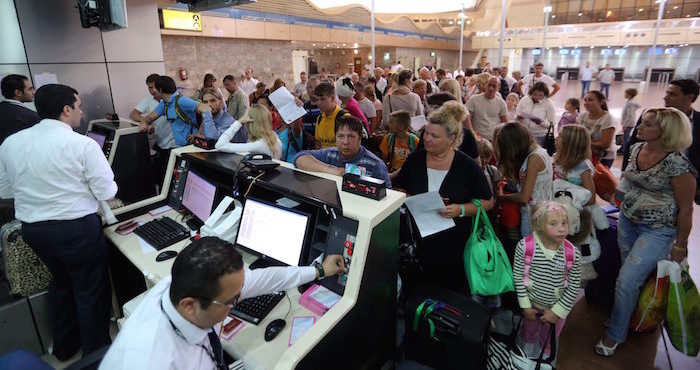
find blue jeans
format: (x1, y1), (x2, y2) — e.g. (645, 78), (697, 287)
(605, 213), (676, 343)
(581, 80), (591, 97)
(622, 127), (633, 153)
(600, 82), (611, 99)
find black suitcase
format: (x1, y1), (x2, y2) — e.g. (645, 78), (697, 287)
(585, 214), (622, 311)
(404, 284), (491, 369)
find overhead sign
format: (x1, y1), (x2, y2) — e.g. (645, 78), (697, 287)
(162, 9), (202, 32)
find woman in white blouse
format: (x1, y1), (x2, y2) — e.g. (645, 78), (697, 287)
(215, 104), (282, 159)
(516, 81), (556, 146)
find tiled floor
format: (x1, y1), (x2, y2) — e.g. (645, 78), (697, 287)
(552, 80), (700, 370)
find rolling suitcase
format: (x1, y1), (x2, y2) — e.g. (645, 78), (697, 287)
(584, 213), (621, 311)
(1, 220), (51, 297)
(404, 284), (491, 369)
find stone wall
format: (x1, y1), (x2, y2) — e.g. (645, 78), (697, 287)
(161, 35), (295, 95)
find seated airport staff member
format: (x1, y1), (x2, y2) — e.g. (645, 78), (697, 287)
(215, 104), (282, 159)
(294, 115), (392, 187)
(0, 74), (39, 145)
(192, 87), (247, 142)
(130, 73), (176, 186)
(138, 76), (209, 147)
(100, 237), (345, 370)
(0, 84), (117, 360)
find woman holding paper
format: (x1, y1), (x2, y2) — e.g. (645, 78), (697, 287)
(393, 101), (494, 294)
(516, 82), (556, 146)
(215, 104), (282, 159)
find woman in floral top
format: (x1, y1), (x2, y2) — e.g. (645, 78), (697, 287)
(596, 107), (697, 357)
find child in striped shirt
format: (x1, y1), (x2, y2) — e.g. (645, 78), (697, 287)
(513, 201), (582, 362)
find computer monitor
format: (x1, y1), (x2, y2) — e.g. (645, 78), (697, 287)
(87, 131), (107, 148)
(236, 198), (310, 267)
(182, 170), (217, 225)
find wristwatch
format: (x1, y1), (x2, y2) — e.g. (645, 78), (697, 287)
(315, 263), (325, 280)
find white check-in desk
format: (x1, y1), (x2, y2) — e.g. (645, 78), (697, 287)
(105, 146), (405, 369)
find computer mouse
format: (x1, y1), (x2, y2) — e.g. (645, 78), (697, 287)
(264, 319), (286, 342)
(155, 250), (178, 262)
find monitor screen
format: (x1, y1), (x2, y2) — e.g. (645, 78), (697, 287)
(182, 171), (217, 223)
(87, 132), (107, 148)
(236, 198), (309, 266)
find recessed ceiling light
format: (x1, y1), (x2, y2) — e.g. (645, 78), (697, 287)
(552, 15), (556, 18)
(639, 8), (644, 12)
(673, 6), (678, 9)
(578, 12), (583, 16)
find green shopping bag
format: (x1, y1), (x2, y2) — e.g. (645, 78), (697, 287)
(463, 199), (514, 296)
(664, 261), (700, 356)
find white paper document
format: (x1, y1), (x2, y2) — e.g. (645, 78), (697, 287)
(309, 285), (341, 308)
(268, 87), (307, 124)
(404, 191), (455, 237)
(410, 114), (428, 131)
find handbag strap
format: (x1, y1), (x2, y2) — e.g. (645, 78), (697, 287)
(535, 323), (558, 369)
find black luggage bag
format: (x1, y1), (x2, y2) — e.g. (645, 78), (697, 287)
(585, 213), (622, 311)
(404, 284), (491, 369)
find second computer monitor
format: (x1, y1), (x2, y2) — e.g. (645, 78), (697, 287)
(182, 170), (217, 224)
(236, 198), (310, 267)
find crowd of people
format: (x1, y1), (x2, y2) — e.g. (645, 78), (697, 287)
(0, 57), (698, 367)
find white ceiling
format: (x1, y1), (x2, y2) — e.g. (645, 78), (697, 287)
(306, 0), (478, 14)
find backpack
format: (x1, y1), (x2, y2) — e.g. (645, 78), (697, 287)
(315, 108), (349, 131)
(523, 233), (575, 287)
(499, 78), (510, 100)
(386, 132), (418, 171)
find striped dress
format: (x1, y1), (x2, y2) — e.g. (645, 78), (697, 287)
(513, 232), (582, 319)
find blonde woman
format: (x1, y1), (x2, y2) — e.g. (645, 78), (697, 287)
(596, 107), (696, 357)
(215, 104), (282, 159)
(438, 78), (462, 103)
(393, 101), (493, 293)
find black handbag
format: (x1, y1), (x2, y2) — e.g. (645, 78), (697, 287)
(543, 123), (556, 156)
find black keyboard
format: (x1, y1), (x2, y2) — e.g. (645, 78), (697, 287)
(230, 291), (285, 325)
(133, 217), (189, 250)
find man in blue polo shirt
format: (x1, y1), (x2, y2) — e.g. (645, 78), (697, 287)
(138, 76), (208, 146)
(293, 115), (391, 187)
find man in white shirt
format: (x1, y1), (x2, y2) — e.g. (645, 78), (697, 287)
(100, 237), (345, 370)
(374, 68), (387, 94)
(453, 65), (465, 77)
(419, 67), (438, 95)
(293, 71), (308, 100)
(517, 62), (560, 97)
(466, 77), (508, 141)
(580, 61), (597, 98)
(130, 73), (176, 188)
(353, 81), (377, 131)
(598, 63), (615, 100)
(238, 68), (259, 96)
(0, 84), (117, 361)
(498, 66), (517, 91)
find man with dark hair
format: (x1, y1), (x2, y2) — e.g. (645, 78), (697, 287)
(0, 74), (40, 145)
(0, 84), (117, 360)
(301, 77), (322, 134)
(516, 62), (560, 97)
(435, 69), (446, 86)
(130, 73), (175, 187)
(223, 75), (248, 121)
(294, 115), (392, 187)
(313, 82), (351, 149)
(623, 79), (700, 203)
(101, 237), (345, 369)
(138, 75), (209, 147)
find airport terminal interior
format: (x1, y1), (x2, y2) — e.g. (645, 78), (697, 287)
(1, 0), (700, 369)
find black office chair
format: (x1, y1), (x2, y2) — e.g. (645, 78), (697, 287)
(64, 345), (110, 370)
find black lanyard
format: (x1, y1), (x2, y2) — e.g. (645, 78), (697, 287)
(160, 299), (224, 370)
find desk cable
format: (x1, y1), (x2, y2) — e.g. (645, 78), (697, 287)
(244, 171), (266, 198)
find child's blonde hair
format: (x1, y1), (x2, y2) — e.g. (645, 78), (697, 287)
(530, 201), (568, 233)
(477, 138), (493, 160)
(555, 124), (591, 174)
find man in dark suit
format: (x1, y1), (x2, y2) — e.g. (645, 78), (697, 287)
(0, 74), (40, 145)
(622, 79), (700, 203)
